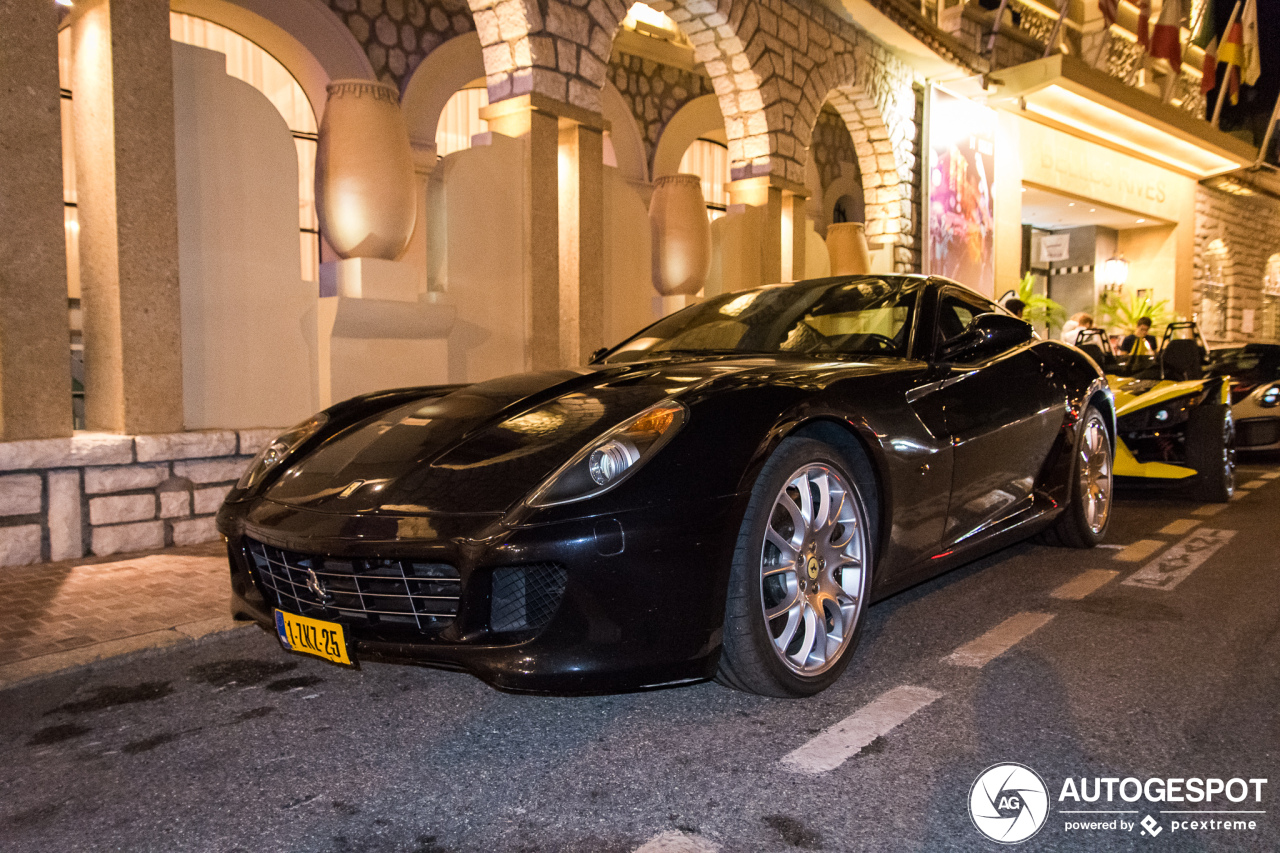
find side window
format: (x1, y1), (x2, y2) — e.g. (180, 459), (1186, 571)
(934, 289), (1008, 359)
(935, 294), (982, 345)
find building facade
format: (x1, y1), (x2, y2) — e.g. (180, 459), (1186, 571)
(0, 0), (1270, 566)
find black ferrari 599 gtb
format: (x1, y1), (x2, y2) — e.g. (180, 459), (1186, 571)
(217, 275), (1114, 697)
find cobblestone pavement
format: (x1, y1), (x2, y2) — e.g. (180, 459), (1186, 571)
(0, 541), (240, 686)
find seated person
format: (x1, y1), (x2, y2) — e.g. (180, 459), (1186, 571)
(1119, 317), (1155, 356)
(1060, 312), (1093, 345)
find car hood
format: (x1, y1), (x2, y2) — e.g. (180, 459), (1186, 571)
(1107, 376), (1210, 415)
(262, 356), (819, 515)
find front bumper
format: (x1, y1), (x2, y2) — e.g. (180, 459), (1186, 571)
(217, 495), (744, 694)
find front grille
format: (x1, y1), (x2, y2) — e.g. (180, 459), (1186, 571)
(490, 563), (568, 633)
(246, 539), (460, 632)
(1237, 418), (1280, 448)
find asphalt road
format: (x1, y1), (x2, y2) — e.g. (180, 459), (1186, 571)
(2, 460), (1278, 853)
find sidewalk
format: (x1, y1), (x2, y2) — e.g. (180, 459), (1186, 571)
(0, 541), (251, 689)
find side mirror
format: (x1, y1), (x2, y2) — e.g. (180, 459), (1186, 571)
(588, 346), (610, 364)
(940, 313), (1034, 362)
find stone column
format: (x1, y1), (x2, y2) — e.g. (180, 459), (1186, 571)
(481, 94), (607, 370)
(728, 175), (809, 286)
(787, 192), (808, 281)
(0, 0), (73, 440)
(407, 141), (438, 293)
(72, 0), (184, 434)
(560, 123), (604, 363)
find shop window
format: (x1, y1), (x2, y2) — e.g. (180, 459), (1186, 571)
(59, 16), (321, 426)
(1264, 254), (1280, 341)
(678, 139), (730, 220)
(1201, 239), (1230, 340)
(436, 86), (489, 157)
(168, 13), (320, 283)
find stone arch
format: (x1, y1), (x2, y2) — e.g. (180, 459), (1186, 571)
(468, 0), (626, 110)
(401, 31), (486, 148)
(173, 0), (377, 120)
(820, 85), (905, 252)
(663, 0), (770, 179)
(652, 93), (724, 178)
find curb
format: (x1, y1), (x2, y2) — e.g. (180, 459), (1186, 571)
(0, 616), (255, 691)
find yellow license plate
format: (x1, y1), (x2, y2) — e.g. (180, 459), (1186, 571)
(274, 609), (352, 665)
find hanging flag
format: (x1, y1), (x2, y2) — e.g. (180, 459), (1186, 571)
(1151, 0), (1184, 72)
(1239, 0), (1259, 86)
(1219, 7), (1246, 102)
(1099, 0), (1119, 27)
(1201, 34), (1219, 95)
(1192, 0), (1217, 48)
(1136, 0), (1152, 49)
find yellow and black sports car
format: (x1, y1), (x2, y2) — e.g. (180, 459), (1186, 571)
(1074, 323), (1234, 502)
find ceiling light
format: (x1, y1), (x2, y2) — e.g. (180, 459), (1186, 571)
(1136, 218), (1145, 223)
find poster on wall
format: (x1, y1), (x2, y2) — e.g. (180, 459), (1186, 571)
(926, 86), (997, 294)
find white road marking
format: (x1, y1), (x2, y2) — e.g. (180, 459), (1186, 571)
(634, 831), (721, 853)
(1122, 528), (1238, 591)
(1242, 479), (1268, 490)
(1051, 569), (1119, 600)
(780, 685), (942, 775)
(1193, 504), (1228, 517)
(1158, 518), (1200, 536)
(1113, 539), (1166, 562)
(945, 612), (1055, 668)
(1231, 490), (1251, 501)
(1097, 544), (1125, 549)
(1262, 471), (1280, 480)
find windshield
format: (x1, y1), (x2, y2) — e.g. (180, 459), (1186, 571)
(1208, 346), (1278, 381)
(602, 278), (919, 364)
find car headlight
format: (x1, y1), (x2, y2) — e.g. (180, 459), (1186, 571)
(236, 413), (329, 491)
(526, 400), (687, 507)
(1260, 384), (1280, 408)
(1116, 392), (1201, 432)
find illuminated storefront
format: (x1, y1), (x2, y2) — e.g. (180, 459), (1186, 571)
(926, 56), (1257, 342)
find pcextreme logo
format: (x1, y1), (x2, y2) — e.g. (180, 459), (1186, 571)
(969, 764), (1269, 844)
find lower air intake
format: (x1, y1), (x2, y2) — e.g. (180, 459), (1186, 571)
(490, 563), (568, 634)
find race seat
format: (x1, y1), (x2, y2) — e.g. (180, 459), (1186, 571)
(1161, 339), (1204, 381)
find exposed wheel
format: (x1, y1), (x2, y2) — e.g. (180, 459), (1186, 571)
(1187, 404), (1234, 503)
(716, 437), (874, 697)
(1040, 405), (1112, 548)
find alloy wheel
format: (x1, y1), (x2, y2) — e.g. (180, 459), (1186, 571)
(759, 463), (870, 676)
(1078, 413), (1113, 535)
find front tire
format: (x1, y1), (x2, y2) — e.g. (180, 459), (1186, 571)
(716, 437), (874, 697)
(1040, 404), (1113, 548)
(1187, 404), (1234, 503)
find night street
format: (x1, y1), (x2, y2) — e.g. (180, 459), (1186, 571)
(3, 461), (1276, 853)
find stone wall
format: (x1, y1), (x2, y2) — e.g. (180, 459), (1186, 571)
(1194, 183), (1280, 344)
(607, 50), (715, 169)
(810, 105), (858, 191)
(0, 429), (280, 568)
(325, 0), (476, 90)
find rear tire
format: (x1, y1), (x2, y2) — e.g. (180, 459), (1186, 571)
(716, 437), (875, 698)
(1186, 404), (1234, 503)
(1040, 405), (1112, 548)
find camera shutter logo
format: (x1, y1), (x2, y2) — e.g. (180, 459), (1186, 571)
(969, 763), (1050, 844)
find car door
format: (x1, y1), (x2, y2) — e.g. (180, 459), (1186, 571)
(925, 288), (1066, 544)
